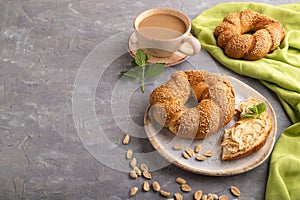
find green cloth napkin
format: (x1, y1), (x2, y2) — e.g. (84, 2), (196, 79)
(191, 2), (300, 200)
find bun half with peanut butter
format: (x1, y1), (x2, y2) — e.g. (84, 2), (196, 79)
(221, 97), (272, 160)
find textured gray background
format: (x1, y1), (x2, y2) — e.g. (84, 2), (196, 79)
(0, 0), (295, 199)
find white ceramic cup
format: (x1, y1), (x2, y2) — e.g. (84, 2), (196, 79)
(133, 8), (201, 58)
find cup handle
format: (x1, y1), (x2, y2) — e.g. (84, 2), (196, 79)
(178, 35), (201, 56)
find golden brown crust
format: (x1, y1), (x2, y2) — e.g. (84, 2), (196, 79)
(164, 71), (191, 104)
(224, 34), (253, 59)
(168, 107), (200, 139)
(264, 23), (285, 51)
(221, 78), (235, 125)
(244, 29), (272, 60)
(185, 70), (209, 100)
(196, 99), (215, 139)
(149, 85), (182, 127)
(149, 70), (235, 139)
(215, 10), (285, 60)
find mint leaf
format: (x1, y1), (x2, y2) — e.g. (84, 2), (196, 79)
(253, 104), (258, 114)
(256, 103), (266, 114)
(146, 63), (165, 77)
(120, 49), (165, 93)
(135, 49), (148, 66)
(132, 59), (138, 67)
(120, 70), (139, 78)
(248, 107), (255, 113)
(241, 113), (255, 118)
(241, 102), (266, 119)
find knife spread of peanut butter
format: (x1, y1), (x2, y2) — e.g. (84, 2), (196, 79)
(221, 98), (272, 160)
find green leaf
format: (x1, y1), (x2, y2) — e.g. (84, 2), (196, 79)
(120, 49), (165, 93)
(120, 70), (139, 78)
(120, 71), (127, 76)
(135, 49), (148, 66)
(241, 113), (255, 118)
(252, 104), (258, 114)
(146, 63), (165, 77)
(256, 103), (266, 114)
(132, 59), (139, 67)
(256, 114), (261, 119)
(248, 107), (255, 113)
(141, 65), (146, 93)
(241, 102), (266, 119)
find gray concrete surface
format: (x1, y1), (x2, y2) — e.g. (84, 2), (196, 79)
(0, 0), (294, 199)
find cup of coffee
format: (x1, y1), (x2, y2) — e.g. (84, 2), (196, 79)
(133, 8), (201, 58)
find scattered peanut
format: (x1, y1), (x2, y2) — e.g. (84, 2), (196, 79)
(129, 186), (138, 196)
(142, 171), (152, 180)
(194, 189), (203, 200)
(182, 147), (196, 159)
(140, 163), (149, 172)
(129, 170), (138, 179)
(207, 196), (213, 200)
(123, 134), (130, 145)
(203, 151), (214, 157)
(195, 143), (202, 153)
(130, 157), (137, 168)
(160, 189), (171, 197)
(212, 194), (218, 200)
(143, 181), (150, 192)
(230, 186), (241, 197)
(219, 195), (229, 200)
(196, 154), (207, 161)
(126, 149), (133, 159)
(152, 181), (161, 192)
(182, 151), (191, 159)
(173, 144), (184, 150)
(175, 177), (187, 185)
(133, 166), (141, 176)
(185, 147), (195, 157)
(181, 183), (192, 192)
(205, 193), (218, 200)
(174, 192), (183, 200)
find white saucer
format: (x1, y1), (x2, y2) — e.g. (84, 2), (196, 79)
(127, 32), (188, 67)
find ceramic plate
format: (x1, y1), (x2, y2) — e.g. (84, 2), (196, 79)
(144, 76), (277, 176)
(127, 32), (188, 67)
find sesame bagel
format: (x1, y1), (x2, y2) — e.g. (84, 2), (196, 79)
(149, 70), (235, 139)
(214, 10), (285, 60)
